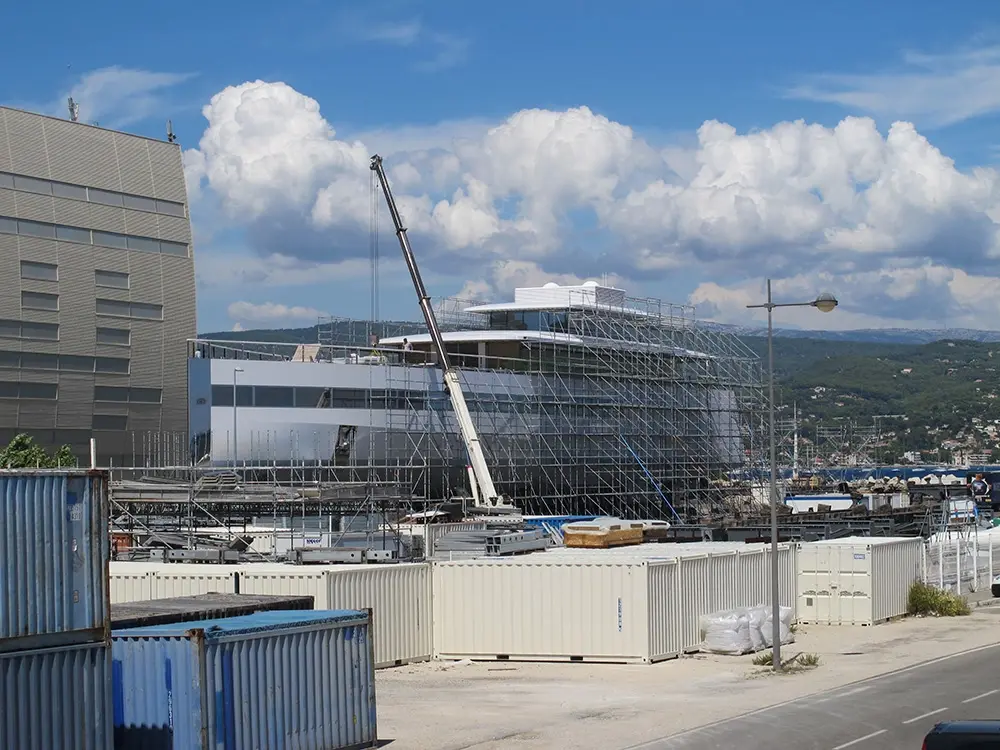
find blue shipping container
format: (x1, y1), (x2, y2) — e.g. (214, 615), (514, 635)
(112, 609), (378, 750)
(0, 640), (113, 750)
(0, 470), (110, 652)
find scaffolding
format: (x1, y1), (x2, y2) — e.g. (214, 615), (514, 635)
(113, 289), (766, 548)
(317, 290), (766, 520)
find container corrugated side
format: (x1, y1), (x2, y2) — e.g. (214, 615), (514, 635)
(112, 610), (377, 750)
(433, 559), (652, 663)
(108, 563), (155, 604)
(0, 471), (110, 651)
(240, 566), (331, 607)
(151, 565), (238, 599)
(646, 559), (683, 661)
(241, 564), (433, 668)
(871, 538), (922, 624)
(325, 564), (432, 668)
(675, 554), (712, 651)
(0, 640), (112, 750)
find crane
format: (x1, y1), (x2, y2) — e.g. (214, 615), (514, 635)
(369, 155), (515, 514)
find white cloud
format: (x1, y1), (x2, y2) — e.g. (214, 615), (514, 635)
(340, 16), (470, 72)
(185, 79), (1000, 330)
(227, 301), (328, 325)
(55, 66), (194, 128)
(786, 42), (1000, 128)
(456, 260), (628, 302)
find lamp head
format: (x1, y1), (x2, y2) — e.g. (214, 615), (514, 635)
(812, 292), (838, 313)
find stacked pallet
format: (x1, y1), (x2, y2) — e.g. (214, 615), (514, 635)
(564, 518), (644, 548)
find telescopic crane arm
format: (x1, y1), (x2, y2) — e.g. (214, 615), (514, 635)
(369, 154), (512, 511)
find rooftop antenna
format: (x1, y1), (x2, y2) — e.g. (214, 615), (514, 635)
(166, 119), (176, 144)
(67, 97), (79, 122)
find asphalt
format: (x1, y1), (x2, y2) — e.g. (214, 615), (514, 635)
(624, 639), (1000, 750)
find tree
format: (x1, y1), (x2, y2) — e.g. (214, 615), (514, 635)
(0, 434), (78, 469)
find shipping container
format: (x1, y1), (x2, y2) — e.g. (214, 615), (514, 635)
(433, 558), (684, 663)
(0, 640), (112, 750)
(797, 536), (923, 625)
(112, 610), (377, 750)
(240, 563), (432, 667)
(433, 544), (798, 660)
(110, 593), (314, 629)
(0, 470), (110, 651)
(108, 563), (237, 603)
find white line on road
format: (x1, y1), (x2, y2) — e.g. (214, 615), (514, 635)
(902, 707), (948, 725)
(832, 729), (887, 749)
(963, 689), (999, 704)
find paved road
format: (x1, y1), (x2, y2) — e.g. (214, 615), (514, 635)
(624, 641), (1000, 750)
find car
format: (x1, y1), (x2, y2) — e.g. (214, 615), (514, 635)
(923, 720), (1000, 748)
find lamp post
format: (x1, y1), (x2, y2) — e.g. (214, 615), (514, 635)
(747, 281), (837, 671)
(232, 366), (244, 468)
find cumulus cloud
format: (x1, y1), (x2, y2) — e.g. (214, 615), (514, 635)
(54, 66), (194, 129)
(185, 79), (1000, 329)
(787, 43), (1000, 128)
(227, 301), (328, 325)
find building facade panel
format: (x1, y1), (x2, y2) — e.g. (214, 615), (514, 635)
(5, 110), (50, 178)
(0, 106), (196, 465)
(42, 117), (123, 190)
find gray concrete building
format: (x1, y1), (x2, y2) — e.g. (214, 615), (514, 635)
(0, 106), (196, 466)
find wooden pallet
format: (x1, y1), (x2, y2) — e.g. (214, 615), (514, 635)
(564, 527), (644, 549)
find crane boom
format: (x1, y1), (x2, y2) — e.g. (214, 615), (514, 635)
(369, 154), (512, 511)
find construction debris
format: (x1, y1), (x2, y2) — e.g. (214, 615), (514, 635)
(564, 518), (645, 549)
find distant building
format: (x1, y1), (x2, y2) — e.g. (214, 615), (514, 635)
(0, 106), (196, 465)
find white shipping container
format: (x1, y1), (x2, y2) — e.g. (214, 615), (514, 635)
(240, 563), (432, 667)
(153, 564), (238, 599)
(797, 536), (923, 625)
(433, 558), (684, 663)
(108, 563), (154, 604)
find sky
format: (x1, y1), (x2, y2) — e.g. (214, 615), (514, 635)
(3, 0), (1000, 333)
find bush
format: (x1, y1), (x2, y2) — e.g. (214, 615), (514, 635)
(750, 651), (820, 669)
(908, 581), (972, 617)
(751, 651), (773, 666)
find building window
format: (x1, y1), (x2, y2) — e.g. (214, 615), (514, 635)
(92, 230), (128, 249)
(129, 387), (162, 403)
(13, 175), (51, 195)
(20, 260), (58, 282)
(96, 299), (162, 321)
(51, 182), (88, 201)
(93, 414), (127, 431)
(18, 382), (57, 400)
(0, 381), (57, 400)
(0, 214), (190, 257)
(96, 327), (130, 346)
(22, 291), (59, 311)
(94, 386), (129, 402)
(210, 384), (253, 407)
(60, 355), (95, 372)
(95, 269), (129, 289)
(254, 385), (294, 408)
(0, 171), (186, 217)
(0, 319), (61, 342)
(95, 356), (130, 374)
(20, 321), (59, 341)
(294, 387), (329, 408)
(95, 385), (160, 403)
(18, 220), (56, 239)
(20, 352), (58, 370)
(130, 302), (163, 320)
(55, 225), (91, 244)
(87, 188), (122, 207)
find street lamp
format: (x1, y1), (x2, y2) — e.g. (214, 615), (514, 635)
(232, 367), (244, 468)
(747, 280), (837, 671)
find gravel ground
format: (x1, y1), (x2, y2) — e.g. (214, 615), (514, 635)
(375, 608), (1000, 750)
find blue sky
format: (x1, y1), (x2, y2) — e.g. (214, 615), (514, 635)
(3, 0), (1000, 333)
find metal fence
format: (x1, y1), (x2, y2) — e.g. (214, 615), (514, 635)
(922, 533), (999, 594)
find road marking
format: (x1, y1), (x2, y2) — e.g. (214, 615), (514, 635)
(832, 729), (887, 749)
(902, 707), (948, 725)
(963, 689), (999, 704)
(814, 686), (872, 704)
(621, 642), (1000, 750)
